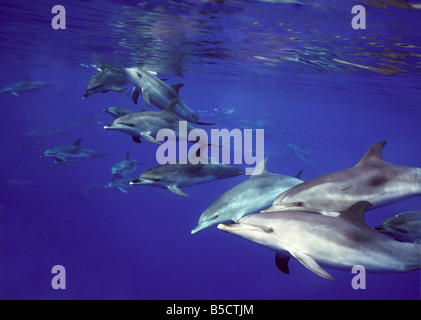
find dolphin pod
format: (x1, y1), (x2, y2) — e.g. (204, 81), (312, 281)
(216, 141), (421, 280)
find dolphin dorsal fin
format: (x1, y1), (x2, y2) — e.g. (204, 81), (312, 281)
(125, 151), (130, 160)
(170, 83), (184, 93)
(356, 141), (387, 166)
(163, 99), (178, 113)
(249, 158), (270, 177)
(339, 201), (372, 223)
(73, 138), (82, 146)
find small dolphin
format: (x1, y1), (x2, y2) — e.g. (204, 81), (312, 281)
(106, 176), (134, 193)
(111, 151), (138, 179)
(83, 67), (129, 99)
(286, 143), (314, 167)
(375, 210), (421, 244)
(263, 141), (421, 216)
(104, 99), (197, 144)
(103, 107), (136, 119)
(124, 67), (214, 125)
(130, 161), (244, 197)
(25, 125), (67, 138)
(218, 201), (421, 281)
(0, 76), (53, 96)
(41, 138), (109, 166)
(191, 158), (303, 234)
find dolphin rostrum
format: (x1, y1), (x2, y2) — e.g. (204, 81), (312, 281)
(124, 67), (214, 125)
(263, 141), (421, 216)
(375, 210), (421, 244)
(218, 201), (421, 281)
(130, 161), (244, 197)
(41, 138), (109, 166)
(0, 76), (53, 96)
(83, 67), (129, 99)
(191, 158), (303, 234)
(104, 99), (198, 144)
(103, 107), (136, 119)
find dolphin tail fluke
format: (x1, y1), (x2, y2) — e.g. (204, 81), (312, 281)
(168, 185), (189, 197)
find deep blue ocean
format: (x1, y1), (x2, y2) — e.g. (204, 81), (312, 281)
(0, 0), (420, 300)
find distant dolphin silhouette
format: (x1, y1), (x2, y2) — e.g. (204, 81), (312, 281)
(0, 76), (53, 96)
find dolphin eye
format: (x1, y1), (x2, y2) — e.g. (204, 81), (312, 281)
(211, 215), (219, 220)
(136, 72), (142, 78)
(294, 201), (304, 207)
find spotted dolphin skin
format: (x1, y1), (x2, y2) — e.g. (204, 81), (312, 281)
(0, 76), (53, 96)
(83, 67), (129, 99)
(218, 201), (421, 281)
(41, 138), (108, 166)
(375, 210), (421, 244)
(104, 99), (197, 145)
(124, 67), (214, 125)
(191, 158), (303, 234)
(130, 161), (244, 197)
(263, 141), (421, 216)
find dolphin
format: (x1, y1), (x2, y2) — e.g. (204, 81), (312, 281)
(124, 67), (214, 125)
(191, 158), (303, 234)
(104, 99), (198, 144)
(106, 176), (134, 193)
(83, 67), (129, 99)
(218, 201), (421, 281)
(111, 151), (138, 179)
(103, 107), (136, 119)
(375, 210), (421, 244)
(0, 76), (53, 96)
(41, 138), (109, 166)
(130, 161), (244, 197)
(263, 141), (421, 216)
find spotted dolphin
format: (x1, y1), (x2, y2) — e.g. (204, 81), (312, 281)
(41, 138), (109, 166)
(218, 201), (421, 281)
(104, 99), (198, 144)
(83, 67), (129, 99)
(0, 76), (53, 96)
(124, 67), (214, 125)
(375, 210), (421, 244)
(263, 141), (421, 216)
(130, 161), (244, 197)
(191, 158), (303, 234)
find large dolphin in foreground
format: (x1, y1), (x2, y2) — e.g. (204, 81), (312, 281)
(130, 161), (244, 197)
(375, 210), (421, 244)
(0, 76), (53, 96)
(124, 67), (214, 125)
(218, 201), (421, 281)
(41, 139), (108, 166)
(263, 141), (421, 216)
(83, 67), (129, 99)
(191, 158), (303, 234)
(104, 99), (198, 144)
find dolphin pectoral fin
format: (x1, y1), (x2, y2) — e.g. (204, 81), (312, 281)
(131, 87), (140, 104)
(142, 134), (161, 145)
(132, 136), (142, 143)
(290, 249), (335, 281)
(118, 188), (128, 193)
(11, 92), (21, 96)
(275, 252), (290, 274)
(168, 185), (190, 197)
(110, 85), (128, 92)
(141, 88), (152, 108)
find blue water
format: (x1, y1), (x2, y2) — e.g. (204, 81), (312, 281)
(0, 0), (420, 300)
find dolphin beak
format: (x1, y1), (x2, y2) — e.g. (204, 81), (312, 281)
(104, 124), (115, 130)
(191, 225), (204, 235)
(130, 178), (150, 185)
